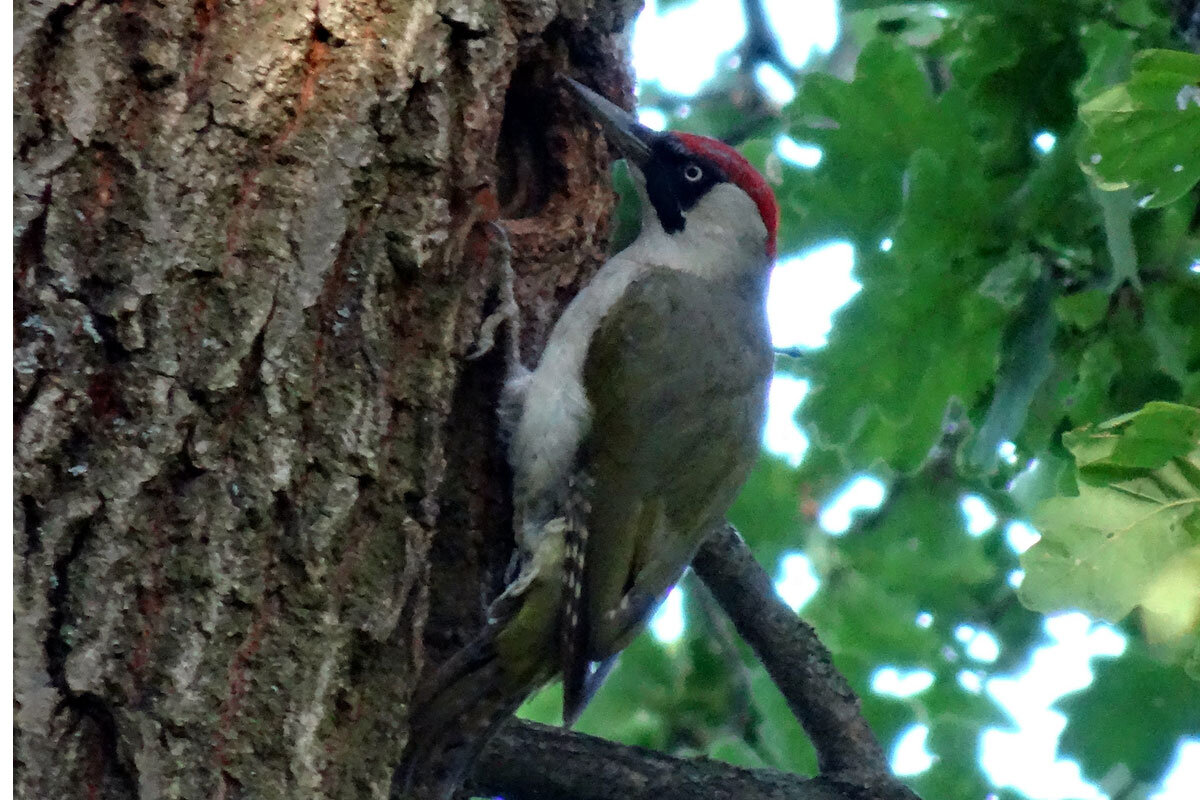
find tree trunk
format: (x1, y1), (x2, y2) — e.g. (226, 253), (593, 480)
(13, 1), (640, 797)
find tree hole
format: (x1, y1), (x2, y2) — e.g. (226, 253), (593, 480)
(495, 61), (565, 219)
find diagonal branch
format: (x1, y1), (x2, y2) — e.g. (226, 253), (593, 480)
(466, 523), (921, 800)
(470, 719), (913, 800)
(691, 523), (892, 781)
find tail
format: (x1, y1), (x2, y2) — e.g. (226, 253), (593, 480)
(398, 625), (546, 800)
(399, 500), (603, 796)
(397, 562), (558, 799)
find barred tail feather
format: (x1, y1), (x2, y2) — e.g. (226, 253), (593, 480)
(560, 476), (592, 726)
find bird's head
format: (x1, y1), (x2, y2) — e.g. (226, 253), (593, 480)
(565, 78), (779, 269)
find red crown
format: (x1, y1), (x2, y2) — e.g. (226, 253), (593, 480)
(675, 133), (779, 258)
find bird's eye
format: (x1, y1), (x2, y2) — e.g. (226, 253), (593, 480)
(683, 164), (704, 182)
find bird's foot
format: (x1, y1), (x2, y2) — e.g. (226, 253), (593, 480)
(468, 222), (522, 368)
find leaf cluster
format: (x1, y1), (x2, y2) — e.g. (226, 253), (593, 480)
(525, 1), (1200, 796)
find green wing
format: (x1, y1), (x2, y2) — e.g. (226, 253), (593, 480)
(562, 267), (771, 715)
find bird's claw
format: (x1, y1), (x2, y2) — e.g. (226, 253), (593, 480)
(468, 222), (522, 366)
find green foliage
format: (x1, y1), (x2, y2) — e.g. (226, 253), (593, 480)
(1058, 641), (1200, 784)
(1080, 49), (1200, 208)
(785, 39), (1009, 472)
(525, 1), (1200, 797)
(1021, 403), (1200, 637)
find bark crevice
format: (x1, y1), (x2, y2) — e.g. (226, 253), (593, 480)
(14, 2), (643, 797)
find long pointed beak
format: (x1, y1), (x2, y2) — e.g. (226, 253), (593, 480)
(563, 77), (656, 168)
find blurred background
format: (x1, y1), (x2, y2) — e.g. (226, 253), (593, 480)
(521, 2), (1200, 798)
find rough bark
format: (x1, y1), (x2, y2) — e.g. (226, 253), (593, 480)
(13, 1), (639, 798)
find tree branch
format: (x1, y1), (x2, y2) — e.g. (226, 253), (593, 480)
(739, 0), (792, 74)
(470, 719), (911, 800)
(466, 523), (921, 800)
(691, 524), (893, 782)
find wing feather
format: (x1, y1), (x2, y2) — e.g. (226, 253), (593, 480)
(560, 267), (771, 713)
(560, 473), (591, 724)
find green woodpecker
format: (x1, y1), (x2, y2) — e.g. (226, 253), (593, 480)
(399, 78), (777, 795)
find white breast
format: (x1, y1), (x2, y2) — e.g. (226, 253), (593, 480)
(508, 257), (645, 537)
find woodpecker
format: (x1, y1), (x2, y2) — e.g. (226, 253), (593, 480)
(399, 78), (777, 796)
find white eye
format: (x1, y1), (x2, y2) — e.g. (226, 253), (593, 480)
(683, 164), (704, 182)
